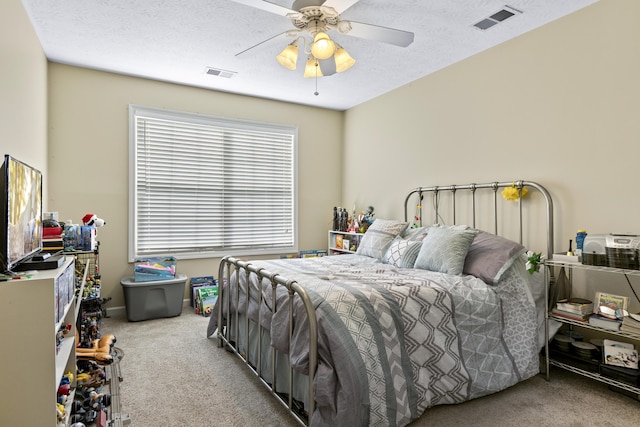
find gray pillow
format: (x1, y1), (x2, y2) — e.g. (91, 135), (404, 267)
(463, 230), (526, 285)
(383, 236), (422, 268)
(414, 225), (477, 275)
(400, 226), (429, 241)
(356, 219), (409, 260)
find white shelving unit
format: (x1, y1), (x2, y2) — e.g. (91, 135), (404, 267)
(0, 256), (76, 425)
(328, 230), (365, 255)
(544, 259), (640, 397)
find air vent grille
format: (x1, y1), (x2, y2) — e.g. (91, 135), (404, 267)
(205, 67), (237, 78)
(473, 5), (522, 30)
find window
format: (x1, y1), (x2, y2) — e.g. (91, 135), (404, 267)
(129, 105), (297, 261)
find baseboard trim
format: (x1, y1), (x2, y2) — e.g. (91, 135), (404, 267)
(106, 306), (127, 317)
(106, 299), (191, 317)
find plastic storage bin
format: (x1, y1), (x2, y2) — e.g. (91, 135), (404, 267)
(120, 274), (187, 321)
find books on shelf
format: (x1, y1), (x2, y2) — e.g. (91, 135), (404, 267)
(334, 234), (343, 250)
(620, 315), (640, 335)
(603, 339), (638, 369)
(551, 308), (589, 322)
(555, 298), (593, 315)
(588, 314), (622, 331)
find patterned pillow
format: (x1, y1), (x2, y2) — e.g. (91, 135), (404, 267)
(383, 237), (423, 268)
(356, 219), (409, 260)
(414, 225), (478, 275)
(463, 230), (526, 285)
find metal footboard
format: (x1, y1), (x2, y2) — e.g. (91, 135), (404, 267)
(216, 256), (317, 426)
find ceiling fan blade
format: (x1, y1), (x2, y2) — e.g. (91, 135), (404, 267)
(321, 0), (360, 14)
(235, 31), (289, 56)
(347, 21), (414, 47)
(229, 0), (295, 17)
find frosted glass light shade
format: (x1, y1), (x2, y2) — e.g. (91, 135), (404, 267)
(303, 58), (323, 78)
(276, 44), (299, 70)
(310, 32), (336, 60)
(334, 46), (355, 72)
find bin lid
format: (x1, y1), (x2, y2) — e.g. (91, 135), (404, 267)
(121, 273), (187, 287)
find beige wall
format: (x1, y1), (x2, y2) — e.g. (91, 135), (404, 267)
(0, 0), (48, 191)
(6, 0), (640, 311)
(343, 0), (640, 307)
(47, 65), (343, 307)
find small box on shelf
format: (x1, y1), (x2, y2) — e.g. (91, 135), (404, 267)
(552, 253), (580, 263)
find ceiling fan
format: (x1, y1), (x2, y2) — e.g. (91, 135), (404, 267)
(232, 0), (415, 78)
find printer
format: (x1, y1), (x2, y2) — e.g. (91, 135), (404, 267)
(582, 233), (640, 269)
(582, 234), (607, 266)
(605, 233), (640, 269)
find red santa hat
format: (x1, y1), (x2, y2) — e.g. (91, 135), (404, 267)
(82, 213), (106, 227)
(82, 213), (96, 225)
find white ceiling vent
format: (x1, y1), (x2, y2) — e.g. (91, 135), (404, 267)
(473, 5), (522, 30)
(205, 67), (237, 78)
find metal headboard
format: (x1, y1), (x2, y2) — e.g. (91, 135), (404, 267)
(403, 180), (554, 260)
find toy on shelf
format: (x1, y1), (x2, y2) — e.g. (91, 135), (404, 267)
(81, 213), (106, 228)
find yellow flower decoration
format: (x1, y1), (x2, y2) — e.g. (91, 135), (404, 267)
(501, 184), (528, 201)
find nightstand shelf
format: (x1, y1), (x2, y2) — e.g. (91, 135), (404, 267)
(544, 259), (640, 398)
(328, 230), (364, 255)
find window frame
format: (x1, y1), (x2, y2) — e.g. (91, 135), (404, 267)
(128, 105), (298, 262)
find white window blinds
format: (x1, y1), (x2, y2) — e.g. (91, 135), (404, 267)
(129, 105), (297, 261)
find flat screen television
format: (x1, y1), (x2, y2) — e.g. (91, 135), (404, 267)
(0, 155), (43, 273)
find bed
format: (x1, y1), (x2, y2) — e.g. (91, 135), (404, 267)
(207, 180), (555, 427)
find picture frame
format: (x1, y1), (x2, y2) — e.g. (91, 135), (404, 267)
(593, 291), (629, 319)
(603, 339), (638, 369)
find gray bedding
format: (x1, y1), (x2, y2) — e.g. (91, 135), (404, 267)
(208, 253), (545, 427)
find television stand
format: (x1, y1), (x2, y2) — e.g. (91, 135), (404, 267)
(14, 254), (64, 271)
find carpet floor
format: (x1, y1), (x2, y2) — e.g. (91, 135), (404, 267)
(102, 306), (639, 427)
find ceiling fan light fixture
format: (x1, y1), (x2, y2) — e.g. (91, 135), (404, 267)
(276, 41), (299, 70)
(303, 57), (323, 78)
(334, 45), (355, 73)
(311, 32), (336, 60)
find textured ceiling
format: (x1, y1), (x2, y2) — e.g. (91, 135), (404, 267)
(21, 0), (598, 111)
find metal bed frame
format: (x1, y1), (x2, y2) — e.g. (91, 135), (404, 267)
(404, 180), (553, 259)
(216, 180), (554, 426)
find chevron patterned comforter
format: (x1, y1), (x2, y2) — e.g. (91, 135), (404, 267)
(209, 254), (544, 427)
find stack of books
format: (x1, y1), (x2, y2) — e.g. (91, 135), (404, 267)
(588, 314), (622, 331)
(620, 313), (640, 335)
(42, 225), (64, 252)
(551, 298), (593, 322)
